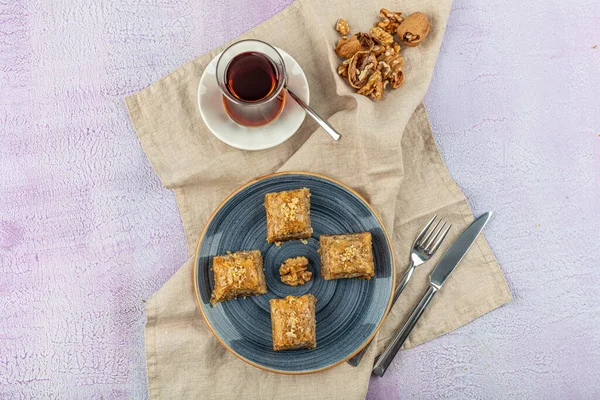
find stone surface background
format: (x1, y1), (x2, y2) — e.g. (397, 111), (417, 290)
(1, 0), (599, 398)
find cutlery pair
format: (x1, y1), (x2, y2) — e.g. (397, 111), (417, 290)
(347, 214), (452, 367)
(348, 212), (492, 377)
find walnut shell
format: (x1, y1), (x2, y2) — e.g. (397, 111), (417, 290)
(335, 33), (374, 59)
(396, 12), (430, 47)
(348, 51), (377, 89)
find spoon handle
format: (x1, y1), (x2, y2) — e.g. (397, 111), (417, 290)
(285, 86), (341, 141)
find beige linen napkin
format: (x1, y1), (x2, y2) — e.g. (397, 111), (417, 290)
(126, 0), (512, 398)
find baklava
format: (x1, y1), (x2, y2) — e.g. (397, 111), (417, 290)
(319, 232), (375, 280)
(210, 250), (267, 305)
(265, 188), (313, 243)
(270, 294), (317, 351)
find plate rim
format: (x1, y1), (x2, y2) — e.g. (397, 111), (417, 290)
(193, 171), (397, 375)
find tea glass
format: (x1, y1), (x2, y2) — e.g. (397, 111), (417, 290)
(216, 40), (287, 127)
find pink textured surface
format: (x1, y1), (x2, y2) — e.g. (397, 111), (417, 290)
(1, 0), (599, 399)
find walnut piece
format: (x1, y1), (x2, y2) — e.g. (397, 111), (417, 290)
(377, 52), (404, 70)
(376, 19), (400, 34)
(280, 256), (312, 286)
(348, 51), (378, 89)
(376, 45), (400, 62)
(337, 59), (350, 76)
(380, 8), (403, 23)
(372, 80), (384, 100)
(371, 45), (385, 57)
(369, 27), (394, 47)
(357, 70), (382, 98)
(335, 33), (374, 59)
(377, 9), (403, 35)
(396, 12), (430, 47)
(378, 52), (404, 88)
(377, 61), (391, 80)
(336, 18), (350, 36)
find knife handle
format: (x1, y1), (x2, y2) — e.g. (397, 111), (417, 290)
(372, 285), (438, 377)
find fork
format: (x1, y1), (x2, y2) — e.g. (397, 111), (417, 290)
(347, 215), (451, 367)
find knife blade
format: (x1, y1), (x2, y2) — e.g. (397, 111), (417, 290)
(372, 212), (493, 377)
(430, 211), (492, 289)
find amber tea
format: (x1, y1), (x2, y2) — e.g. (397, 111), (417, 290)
(226, 52), (277, 101)
(222, 51), (286, 127)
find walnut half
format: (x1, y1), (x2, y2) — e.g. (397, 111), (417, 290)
(280, 257), (312, 286)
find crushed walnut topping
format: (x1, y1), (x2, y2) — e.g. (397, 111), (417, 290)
(284, 310), (299, 338)
(340, 244), (360, 265)
(230, 263), (247, 282)
(280, 196), (300, 221)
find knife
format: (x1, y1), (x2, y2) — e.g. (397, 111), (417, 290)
(372, 212), (493, 377)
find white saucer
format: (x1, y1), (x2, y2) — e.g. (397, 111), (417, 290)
(198, 48), (309, 151)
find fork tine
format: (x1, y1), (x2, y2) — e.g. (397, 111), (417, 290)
(418, 218), (441, 247)
(414, 214), (437, 247)
(423, 221), (447, 251)
(428, 223), (452, 255)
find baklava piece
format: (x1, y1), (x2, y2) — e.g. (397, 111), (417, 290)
(270, 294), (317, 351)
(265, 188), (313, 243)
(210, 250), (267, 306)
(319, 232), (375, 280)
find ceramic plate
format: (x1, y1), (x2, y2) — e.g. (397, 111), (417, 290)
(194, 172), (395, 374)
(198, 47), (309, 151)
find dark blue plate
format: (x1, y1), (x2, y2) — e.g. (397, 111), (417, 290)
(194, 172), (395, 374)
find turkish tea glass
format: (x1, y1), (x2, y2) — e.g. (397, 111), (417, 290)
(216, 40), (287, 127)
